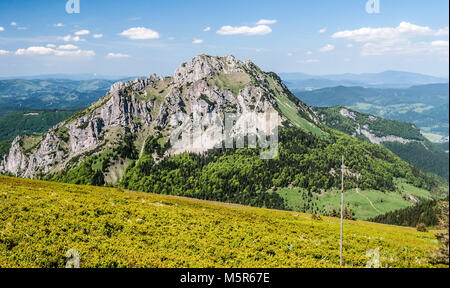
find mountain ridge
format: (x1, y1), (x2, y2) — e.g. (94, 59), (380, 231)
(281, 71), (448, 90)
(293, 84), (449, 142)
(316, 106), (449, 180)
(0, 54), (444, 218)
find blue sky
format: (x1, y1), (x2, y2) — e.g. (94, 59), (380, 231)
(0, 0), (448, 77)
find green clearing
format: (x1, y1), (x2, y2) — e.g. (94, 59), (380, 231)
(275, 95), (326, 137)
(277, 178), (434, 220)
(207, 72), (251, 97)
(264, 76), (326, 137)
(21, 135), (42, 155)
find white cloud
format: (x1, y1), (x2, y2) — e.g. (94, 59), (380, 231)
(46, 44), (56, 48)
(53, 49), (95, 57)
(15, 46), (54, 55)
(0, 50), (9, 55)
(333, 22), (449, 57)
(431, 40), (449, 47)
(203, 27), (211, 32)
(306, 50), (313, 55)
(346, 43), (354, 48)
(54, 23), (64, 27)
(216, 19), (277, 36)
(192, 39), (204, 44)
(107, 53), (130, 58)
(61, 35), (82, 42)
(58, 44), (78, 50)
(319, 44), (335, 52)
(436, 27), (450, 36)
(75, 30), (90, 36)
(93, 34), (103, 39)
(0, 27), (4, 31)
(10, 22), (17, 27)
(332, 22), (448, 42)
(287, 52), (293, 57)
(168, 37), (175, 40)
(120, 27), (160, 40)
(297, 59), (320, 63)
(217, 25), (272, 36)
(361, 40), (449, 56)
(15, 46), (95, 57)
(256, 19), (277, 25)
(319, 28), (327, 33)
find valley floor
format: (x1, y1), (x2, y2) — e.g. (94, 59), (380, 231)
(277, 178), (438, 220)
(0, 176), (445, 268)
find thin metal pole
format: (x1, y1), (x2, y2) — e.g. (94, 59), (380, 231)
(340, 155), (344, 267)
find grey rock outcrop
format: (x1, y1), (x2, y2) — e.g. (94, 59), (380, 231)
(173, 54), (243, 84)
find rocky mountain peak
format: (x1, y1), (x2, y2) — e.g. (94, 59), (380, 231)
(0, 54), (323, 183)
(109, 81), (125, 94)
(173, 54), (245, 85)
(109, 74), (164, 95)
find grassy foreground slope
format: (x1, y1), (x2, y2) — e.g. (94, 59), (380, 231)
(0, 176), (445, 268)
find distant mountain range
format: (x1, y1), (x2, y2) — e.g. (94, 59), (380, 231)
(293, 84), (449, 142)
(0, 74), (142, 81)
(0, 78), (138, 116)
(0, 79), (114, 116)
(281, 70), (449, 90)
(3, 70), (447, 88)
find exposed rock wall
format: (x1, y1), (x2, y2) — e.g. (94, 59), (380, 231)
(0, 55), (316, 180)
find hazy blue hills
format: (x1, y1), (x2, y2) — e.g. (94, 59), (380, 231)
(0, 74), (141, 81)
(0, 79), (120, 116)
(281, 70), (448, 90)
(293, 84), (449, 142)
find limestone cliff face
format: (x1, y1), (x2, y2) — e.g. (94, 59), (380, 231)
(1, 137), (28, 176)
(338, 107), (421, 145)
(0, 76), (158, 178)
(0, 55), (321, 181)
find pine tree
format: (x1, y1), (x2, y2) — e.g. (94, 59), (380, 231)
(344, 205), (356, 220)
(416, 223), (427, 232)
